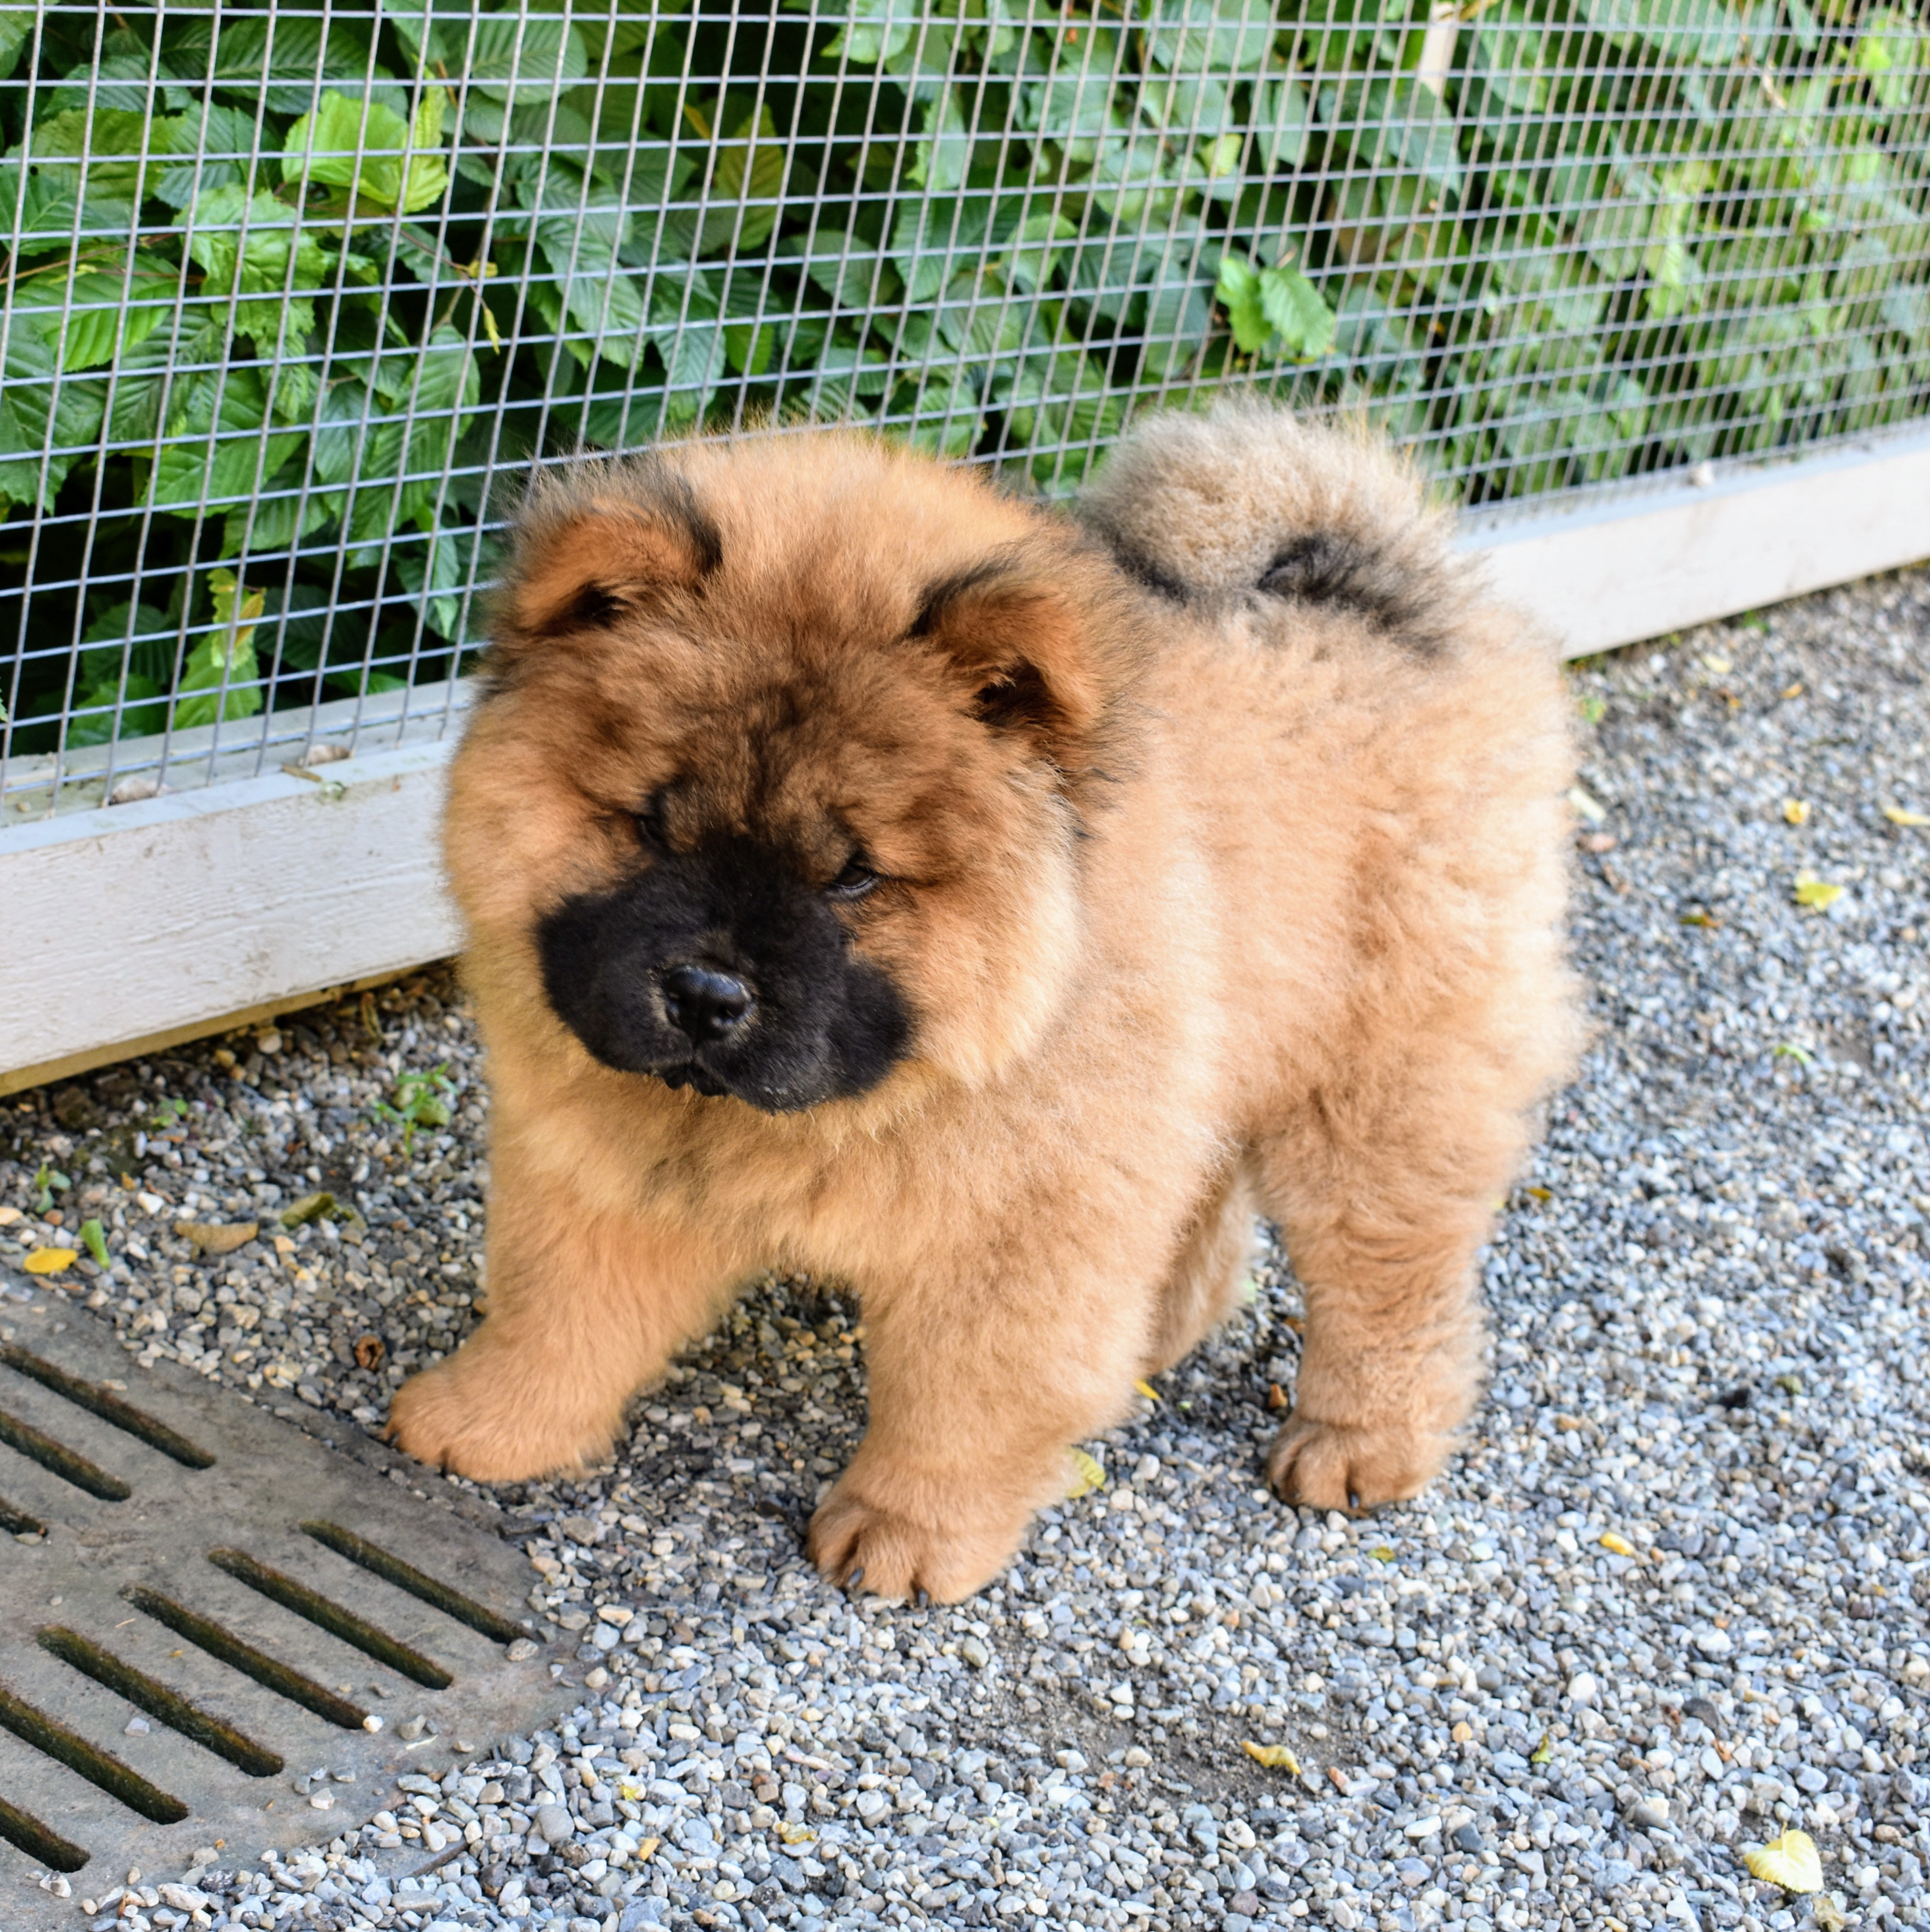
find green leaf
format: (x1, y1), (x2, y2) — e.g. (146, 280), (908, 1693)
(171, 569), (266, 729)
(283, 88), (449, 216)
(536, 231), (649, 369)
(28, 108), (180, 205)
(910, 86), (971, 193)
(691, 105), (787, 255)
(1252, 74), (1312, 172)
(0, 327), (106, 510)
(1321, 77), (1462, 202)
(186, 185), (331, 352)
(784, 331), (893, 419)
(1462, 6), (1579, 114)
(39, 52), (193, 118)
(1576, 0), (1744, 62)
(890, 194), (1030, 303)
(1258, 263), (1336, 358)
(781, 227), (900, 310)
(394, 522), (477, 639)
(154, 104), (262, 209)
(149, 365), (303, 513)
(1215, 256), (1270, 353)
(1017, 32), (1125, 144)
(0, 2), (32, 80)
(107, 316), (224, 444)
(821, 0), (923, 66)
(465, 10), (588, 102)
(1853, 8), (1921, 111)
(180, 13), (381, 116)
(1141, 0), (1277, 75)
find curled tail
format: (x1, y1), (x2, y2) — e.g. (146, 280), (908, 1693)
(1074, 399), (1470, 657)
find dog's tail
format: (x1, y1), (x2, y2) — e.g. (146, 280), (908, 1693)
(1074, 398), (1469, 657)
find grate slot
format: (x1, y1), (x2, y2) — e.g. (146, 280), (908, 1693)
(0, 1684), (188, 1825)
(37, 1629), (282, 1779)
(0, 1346), (215, 1470)
(0, 1793), (88, 1873)
(208, 1550), (453, 1690)
(122, 1588), (372, 1732)
(0, 1497), (43, 1537)
(0, 1408), (130, 1502)
(300, 1521), (528, 1645)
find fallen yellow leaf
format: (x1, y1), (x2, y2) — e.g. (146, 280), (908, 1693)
(23, 1247), (78, 1275)
(1782, 798), (1811, 825)
(776, 1821), (815, 1845)
(280, 1191), (335, 1228)
(1242, 1742), (1300, 1772)
(1367, 1545), (1396, 1564)
(1781, 682), (1803, 699)
(1530, 1733), (1554, 1765)
(1600, 1531), (1638, 1557)
(1743, 1828), (1823, 1894)
(1567, 785), (1607, 824)
(174, 1219), (258, 1255)
(1525, 1185), (1553, 1202)
(629, 1835), (661, 1863)
(1679, 910), (1720, 928)
(1792, 873), (1843, 910)
(1701, 654), (1731, 675)
(1066, 1448), (1106, 1499)
(1133, 1379), (1159, 1402)
(1882, 804), (1929, 827)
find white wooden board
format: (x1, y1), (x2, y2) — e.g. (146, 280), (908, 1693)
(1461, 423), (1930, 655)
(0, 741), (462, 1093)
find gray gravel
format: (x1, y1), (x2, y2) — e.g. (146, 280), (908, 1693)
(3, 564), (1929, 1932)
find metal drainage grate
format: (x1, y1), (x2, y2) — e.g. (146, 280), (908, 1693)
(0, 1283), (572, 1897)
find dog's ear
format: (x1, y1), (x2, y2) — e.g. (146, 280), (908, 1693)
(500, 466), (721, 641)
(909, 555), (1111, 756)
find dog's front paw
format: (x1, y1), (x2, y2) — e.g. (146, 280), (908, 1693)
(806, 1483), (1025, 1605)
(386, 1349), (619, 1482)
(1267, 1413), (1447, 1512)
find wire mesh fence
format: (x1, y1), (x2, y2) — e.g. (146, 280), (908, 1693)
(2, 0), (1927, 818)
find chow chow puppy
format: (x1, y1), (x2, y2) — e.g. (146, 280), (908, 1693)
(388, 400), (1579, 1603)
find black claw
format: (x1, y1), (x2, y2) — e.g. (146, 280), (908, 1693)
(845, 1566), (866, 1593)
(915, 1587), (930, 1610)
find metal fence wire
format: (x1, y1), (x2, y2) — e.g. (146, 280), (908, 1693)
(2, 0), (1927, 816)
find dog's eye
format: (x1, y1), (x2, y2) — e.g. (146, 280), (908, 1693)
(826, 855), (880, 901)
(634, 793), (669, 850)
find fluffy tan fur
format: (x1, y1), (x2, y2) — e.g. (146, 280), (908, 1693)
(388, 401), (1581, 1603)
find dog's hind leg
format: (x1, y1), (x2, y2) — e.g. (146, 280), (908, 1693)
(1251, 1041), (1537, 1513)
(1143, 1158), (1261, 1376)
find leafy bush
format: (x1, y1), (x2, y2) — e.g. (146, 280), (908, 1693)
(1, 0), (1925, 755)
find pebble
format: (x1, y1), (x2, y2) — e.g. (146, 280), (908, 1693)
(5, 568), (1930, 1930)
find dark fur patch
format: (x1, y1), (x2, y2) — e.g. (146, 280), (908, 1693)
(654, 465), (724, 580)
(1257, 534), (1449, 655)
(537, 837), (911, 1113)
(907, 555), (1024, 638)
(1085, 520), (1188, 604)
(560, 582), (626, 630)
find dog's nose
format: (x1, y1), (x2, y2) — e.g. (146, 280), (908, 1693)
(661, 965), (755, 1041)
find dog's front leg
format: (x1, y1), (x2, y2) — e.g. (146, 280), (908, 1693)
(386, 1154), (737, 1483)
(806, 1264), (1146, 1604)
